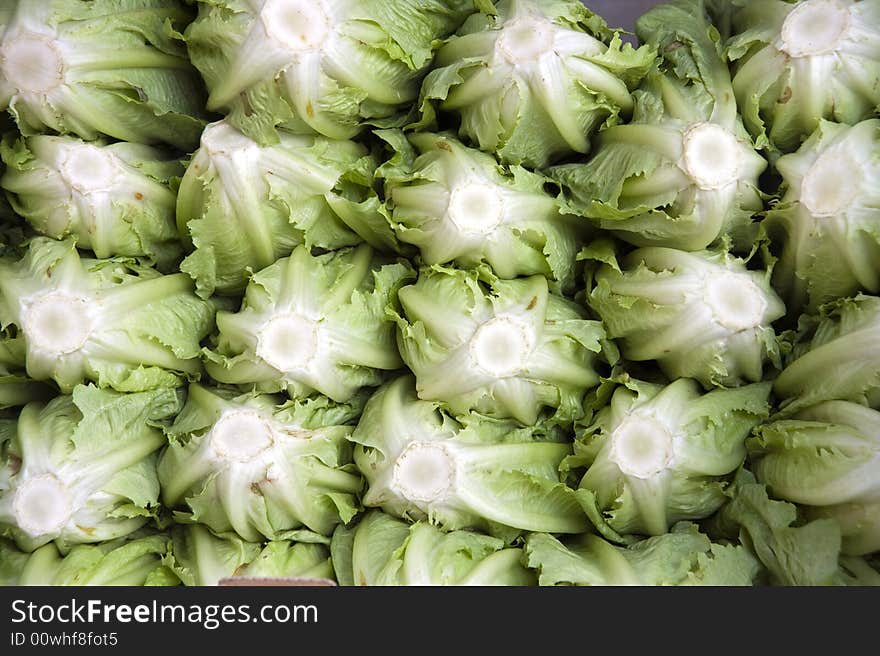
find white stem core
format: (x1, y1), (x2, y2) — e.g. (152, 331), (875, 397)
(60, 144), (122, 195)
(609, 415), (674, 479)
(447, 181), (505, 236)
(681, 123), (741, 191)
(392, 442), (456, 504)
(256, 313), (320, 373)
(779, 0), (850, 58)
(800, 148), (860, 217)
(497, 17), (555, 65)
(261, 0), (331, 53)
(13, 474), (73, 537)
(1, 32), (64, 94)
(210, 410), (275, 463)
(704, 273), (768, 332)
(469, 314), (535, 378)
(22, 292), (93, 355)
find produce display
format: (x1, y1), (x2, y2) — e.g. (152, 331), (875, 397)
(1, 0), (879, 587)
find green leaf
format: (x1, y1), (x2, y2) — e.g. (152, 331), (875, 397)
(711, 470), (842, 586)
(335, 510), (535, 585)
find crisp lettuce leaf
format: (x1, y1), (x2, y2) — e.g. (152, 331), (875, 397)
(808, 501), (880, 557)
(774, 294), (880, 413)
(332, 510), (536, 585)
(750, 401), (880, 508)
(525, 522), (761, 586)
(549, 0), (767, 253)
(168, 524), (333, 586)
(378, 130), (586, 294)
(764, 119), (880, 314)
(0, 335), (53, 410)
(725, 0), (880, 154)
(587, 246), (785, 388)
(7, 534), (175, 586)
(177, 120), (399, 297)
(709, 469), (843, 586)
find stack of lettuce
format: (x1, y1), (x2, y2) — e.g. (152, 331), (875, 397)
(1, 0), (878, 587)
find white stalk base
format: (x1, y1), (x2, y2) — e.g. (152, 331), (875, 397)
(210, 410), (275, 463)
(13, 474), (73, 537)
(392, 442), (456, 504)
(609, 415), (674, 479)
(704, 273), (768, 333)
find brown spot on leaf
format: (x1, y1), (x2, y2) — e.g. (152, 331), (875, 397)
(240, 91), (254, 117)
(306, 101), (315, 118)
(436, 141), (452, 152)
(134, 192), (144, 200)
(7, 454), (21, 476)
(527, 296), (538, 310)
(778, 87), (792, 104)
(77, 525), (96, 536)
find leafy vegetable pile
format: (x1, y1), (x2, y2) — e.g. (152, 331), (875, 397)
(1, 0), (879, 587)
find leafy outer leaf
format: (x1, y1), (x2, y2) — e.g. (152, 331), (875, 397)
(711, 469), (843, 586)
(17, 534), (174, 586)
(379, 130), (587, 294)
(807, 500), (880, 558)
(337, 510), (535, 586)
(167, 524), (262, 587)
(0, 134), (184, 271)
(763, 119), (880, 314)
(749, 401), (880, 509)
(176, 120), (399, 297)
(774, 294), (880, 413)
(548, 0), (767, 253)
(238, 541), (334, 582)
(524, 522), (760, 586)
(0, 536), (29, 584)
